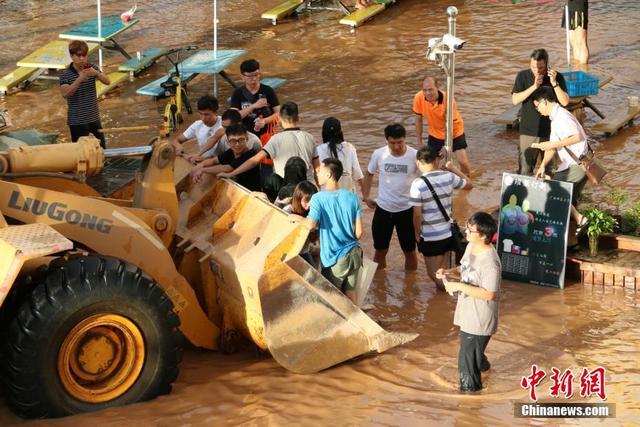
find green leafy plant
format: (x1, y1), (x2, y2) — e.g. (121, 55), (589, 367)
(582, 207), (618, 256)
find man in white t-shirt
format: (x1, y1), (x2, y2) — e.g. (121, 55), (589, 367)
(362, 124), (419, 271)
(171, 95), (223, 159)
(219, 101), (319, 184)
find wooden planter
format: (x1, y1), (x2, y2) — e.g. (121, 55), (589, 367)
(566, 234), (640, 290)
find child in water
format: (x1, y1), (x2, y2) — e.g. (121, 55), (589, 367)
(287, 181), (319, 267)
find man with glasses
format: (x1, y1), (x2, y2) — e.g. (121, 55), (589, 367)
(512, 49), (569, 176)
(531, 86), (588, 230)
(437, 212), (500, 393)
(192, 109), (263, 163)
(230, 59), (280, 138)
(190, 123), (261, 191)
(219, 102), (319, 185)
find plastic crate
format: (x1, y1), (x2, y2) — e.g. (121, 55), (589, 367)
(561, 71), (599, 97)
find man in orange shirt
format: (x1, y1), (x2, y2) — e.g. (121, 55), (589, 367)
(413, 76), (471, 175)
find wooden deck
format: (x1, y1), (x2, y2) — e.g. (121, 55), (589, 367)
(592, 105), (639, 135)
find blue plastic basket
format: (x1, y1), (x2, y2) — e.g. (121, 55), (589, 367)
(561, 71), (599, 97)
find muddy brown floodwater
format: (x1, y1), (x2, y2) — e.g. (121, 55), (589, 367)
(1, 0), (639, 425)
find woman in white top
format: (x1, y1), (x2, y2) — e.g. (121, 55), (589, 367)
(316, 117), (365, 195)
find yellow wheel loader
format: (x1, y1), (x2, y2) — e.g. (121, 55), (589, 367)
(0, 137), (417, 418)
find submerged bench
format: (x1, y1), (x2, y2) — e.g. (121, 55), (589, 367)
(592, 105), (639, 136)
(96, 71), (130, 98)
(118, 47), (168, 75)
(261, 0), (304, 25)
(493, 104), (520, 128)
(0, 67), (39, 95)
(340, 1), (392, 30)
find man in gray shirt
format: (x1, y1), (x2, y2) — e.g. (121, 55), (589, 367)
(437, 212), (501, 392)
(219, 101), (319, 184)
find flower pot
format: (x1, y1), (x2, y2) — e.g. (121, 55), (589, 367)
(589, 234), (599, 257)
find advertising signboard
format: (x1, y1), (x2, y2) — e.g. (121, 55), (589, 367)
(498, 173), (573, 288)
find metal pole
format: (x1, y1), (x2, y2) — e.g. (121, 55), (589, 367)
(565, 5), (571, 72)
(97, 0), (103, 68)
(104, 146), (154, 158)
(214, 0), (218, 58)
(213, 0), (218, 96)
(445, 6), (457, 162)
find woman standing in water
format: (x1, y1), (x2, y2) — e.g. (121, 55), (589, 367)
(316, 117), (365, 196)
(437, 212), (500, 392)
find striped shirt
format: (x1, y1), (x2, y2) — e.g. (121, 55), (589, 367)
(60, 64), (100, 126)
(409, 170), (466, 241)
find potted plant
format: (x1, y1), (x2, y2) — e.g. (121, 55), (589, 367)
(582, 207), (618, 256)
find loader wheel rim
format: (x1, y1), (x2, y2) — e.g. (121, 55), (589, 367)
(58, 314), (145, 403)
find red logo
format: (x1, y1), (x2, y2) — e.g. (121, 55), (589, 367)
(521, 365), (546, 401)
(549, 367), (574, 398)
(580, 367), (607, 400)
(521, 366), (607, 401)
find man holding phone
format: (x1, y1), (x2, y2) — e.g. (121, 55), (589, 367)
(511, 48), (569, 176)
(60, 40), (110, 148)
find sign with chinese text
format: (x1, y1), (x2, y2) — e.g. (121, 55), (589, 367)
(498, 173), (573, 288)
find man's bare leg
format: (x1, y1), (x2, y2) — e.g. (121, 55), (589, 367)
(570, 28), (589, 64)
(424, 254), (446, 291)
(571, 205), (585, 225)
(404, 250), (418, 271)
(374, 249), (388, 270)
(454, 148), (472, 176)
(345, 290), (357, 304)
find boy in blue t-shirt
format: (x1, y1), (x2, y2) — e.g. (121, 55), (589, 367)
(307, 158), (363, 303)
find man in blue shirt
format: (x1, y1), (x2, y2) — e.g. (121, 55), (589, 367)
(307, 158), (363, 303)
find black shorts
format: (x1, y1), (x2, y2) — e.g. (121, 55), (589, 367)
(561, 0), (588, 30)
(427, 133), (468, 153)
(69, 121), (106, 148)
(372, 206), (416, 252)
(418, 236), (454, 257)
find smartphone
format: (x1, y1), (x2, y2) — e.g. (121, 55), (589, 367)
(443, 276), (459, 297)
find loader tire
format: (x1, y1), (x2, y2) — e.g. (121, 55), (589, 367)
(1, 254), (183, 418)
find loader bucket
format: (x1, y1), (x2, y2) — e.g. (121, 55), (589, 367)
(176, 175), (417, 373)
(259, 256), (418, 374)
